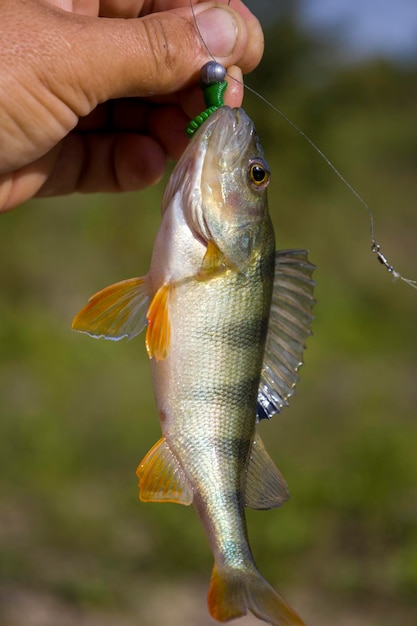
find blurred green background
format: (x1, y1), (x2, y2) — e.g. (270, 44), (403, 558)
(1, 4), (417, 626)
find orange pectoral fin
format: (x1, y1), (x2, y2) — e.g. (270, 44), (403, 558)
(145, 283), (172, 361)
(72, 277), (149, 341)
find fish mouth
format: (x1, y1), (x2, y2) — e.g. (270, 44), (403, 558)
(167, 107), (257, 200)
(197, 106), (259, 187)
(162, 106), (263, 249)
(204, 107), (256, 159)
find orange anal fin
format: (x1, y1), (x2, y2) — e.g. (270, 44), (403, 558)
(197, 240), (226, 281)
(71, 276), (148, 341)
(145, 283), (172, 361)
(136, 437), (193, 505)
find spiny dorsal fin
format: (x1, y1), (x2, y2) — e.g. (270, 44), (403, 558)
(145, 284), (172, 361)
(245, 431), (289, 510)
(71, 277), (148, 341)
(137, 437), (193, 505)
(257, 249), (315, 421)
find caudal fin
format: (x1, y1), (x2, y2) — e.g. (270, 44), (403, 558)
(208, 564), (305, 626)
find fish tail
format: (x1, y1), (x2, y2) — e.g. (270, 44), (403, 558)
(208, 563), (305, 626)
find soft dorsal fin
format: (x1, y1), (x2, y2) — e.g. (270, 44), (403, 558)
(244, 431), (289, 510)
(145, 283), (172, 361)
(257, 249), (315, 421)
(137, 437), (193, 505)
(71, 277), (149, 341)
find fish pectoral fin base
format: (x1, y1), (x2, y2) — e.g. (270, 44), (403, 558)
(208, 564), (305, 625)
(72, 277), (148, 341)
(197, 240), (226, 280)
(245, 433), (289, 510)
(136, 437), (193, 505)
(145, 284), (172, 361)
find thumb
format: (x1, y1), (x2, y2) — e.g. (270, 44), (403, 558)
(54, 3), (263, 115)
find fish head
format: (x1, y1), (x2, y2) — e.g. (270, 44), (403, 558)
(163, 107), (272, 273)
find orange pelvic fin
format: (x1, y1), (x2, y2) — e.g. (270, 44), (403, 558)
(208, 563), (305, 626)
(72, 277), (148, 341)
(137, 437), (193, 505)
(145, 283), (172, 361)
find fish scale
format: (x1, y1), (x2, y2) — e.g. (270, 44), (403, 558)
(72, 105), (313, 626)
(157, 265), (270, 519)
(164, 270), (271, 413)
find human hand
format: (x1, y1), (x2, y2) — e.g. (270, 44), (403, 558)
(0, 0), (263, 212)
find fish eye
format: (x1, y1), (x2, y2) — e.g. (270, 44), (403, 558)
(248, 161), (270, 188)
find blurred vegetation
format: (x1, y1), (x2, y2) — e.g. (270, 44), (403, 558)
(1, 7), (417, 626)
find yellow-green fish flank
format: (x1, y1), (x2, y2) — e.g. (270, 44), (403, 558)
(72, 106), (315, 626)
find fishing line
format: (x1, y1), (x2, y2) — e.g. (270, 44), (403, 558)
(241, 85), (417, 290)
(188, 0), (417, 290)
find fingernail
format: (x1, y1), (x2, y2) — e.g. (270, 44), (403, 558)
(195, 7), (238, 58)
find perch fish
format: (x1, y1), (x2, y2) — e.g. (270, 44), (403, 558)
(72, 106), (315, 626)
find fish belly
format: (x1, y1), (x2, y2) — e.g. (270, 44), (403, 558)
(149, 264), (306, 625)
(151, 265), (269, 564)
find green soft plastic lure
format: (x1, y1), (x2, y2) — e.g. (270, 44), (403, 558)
(186, 61), (228, 137)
